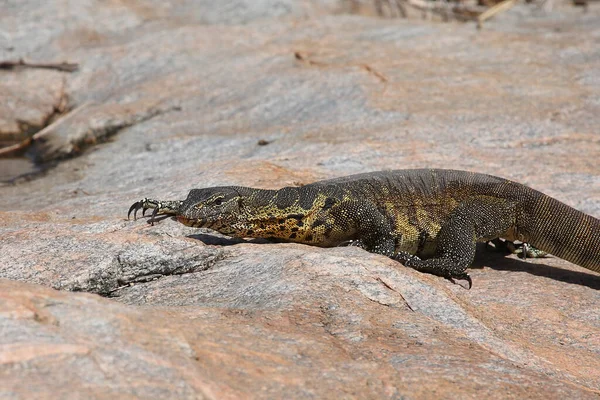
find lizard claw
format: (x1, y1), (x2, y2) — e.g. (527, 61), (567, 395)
(127, 201), (143, 220)
(514, 242), (548, 259)
(486, 238), (547, 259)
(127, 198), (182, 226)
(150, 206), (160, 225)
(448, 273), (472, 290)
(128, 198), (159, 221)
(127, 198), (161, 225)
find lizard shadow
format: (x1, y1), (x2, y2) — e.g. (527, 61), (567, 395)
(186, 234), (600, 290)
(187, 233), (271, 246)
(472, 243), (600, 290)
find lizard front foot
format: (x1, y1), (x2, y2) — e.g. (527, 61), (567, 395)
(447, 272), (472, 289)
(127, 198), (182, 225)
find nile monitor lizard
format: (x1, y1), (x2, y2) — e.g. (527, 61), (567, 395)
(128, 169), (600, 288)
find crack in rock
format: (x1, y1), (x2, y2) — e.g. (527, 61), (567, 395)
(0, 77), (70, 144)
(33, 102), (182, 163)
(67, 239), (224, 296)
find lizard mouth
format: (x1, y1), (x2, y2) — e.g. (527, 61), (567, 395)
(177, 215), (213, 228)
(177, 215), (196, 226)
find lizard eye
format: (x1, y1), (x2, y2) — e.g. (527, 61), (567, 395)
(214, 198), (223, 206)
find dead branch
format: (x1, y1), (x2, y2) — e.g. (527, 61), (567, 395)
(0, 59), (79, 73)
(477, 0), (519, 28)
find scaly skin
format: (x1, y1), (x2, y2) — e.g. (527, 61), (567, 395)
(128, 169), (600, 288)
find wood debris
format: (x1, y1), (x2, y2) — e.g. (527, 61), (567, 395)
(373, 0), (551, 27)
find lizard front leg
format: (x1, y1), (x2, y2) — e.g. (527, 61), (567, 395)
(328, 199), (475, 286)
(128, 198), (182, 225)
(328, 199), (397, 256)
(395, 196), (519, 289)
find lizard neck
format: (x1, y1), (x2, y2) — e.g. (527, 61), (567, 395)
(213, 186), (320, 243)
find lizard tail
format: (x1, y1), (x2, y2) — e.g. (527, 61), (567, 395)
(521, 194), (600, 273)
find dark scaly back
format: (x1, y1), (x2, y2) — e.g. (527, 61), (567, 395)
(409, 169), (600, 272)
(315, 169), (600, 273)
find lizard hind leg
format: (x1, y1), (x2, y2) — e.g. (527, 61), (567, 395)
(486, 238), (548, 259)
(507, 241), (548, 259)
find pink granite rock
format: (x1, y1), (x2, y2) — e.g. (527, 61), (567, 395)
(1, 0), (599, 398)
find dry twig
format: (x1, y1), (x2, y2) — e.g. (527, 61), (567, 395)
(477, 0), (519, 28)
(0, 59), (79, 72)
(362, 64), (389, 83)
(294, 52), (327, 66)
(295, 52), (388, 85)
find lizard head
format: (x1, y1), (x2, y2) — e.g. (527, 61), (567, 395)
(176, 185), (307, 240)
(177, 187), (246, 233)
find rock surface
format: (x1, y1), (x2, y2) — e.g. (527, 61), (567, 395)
(1, 0), (600, 398)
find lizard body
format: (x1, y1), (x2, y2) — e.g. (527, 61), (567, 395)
(128, 169), (600, 287)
